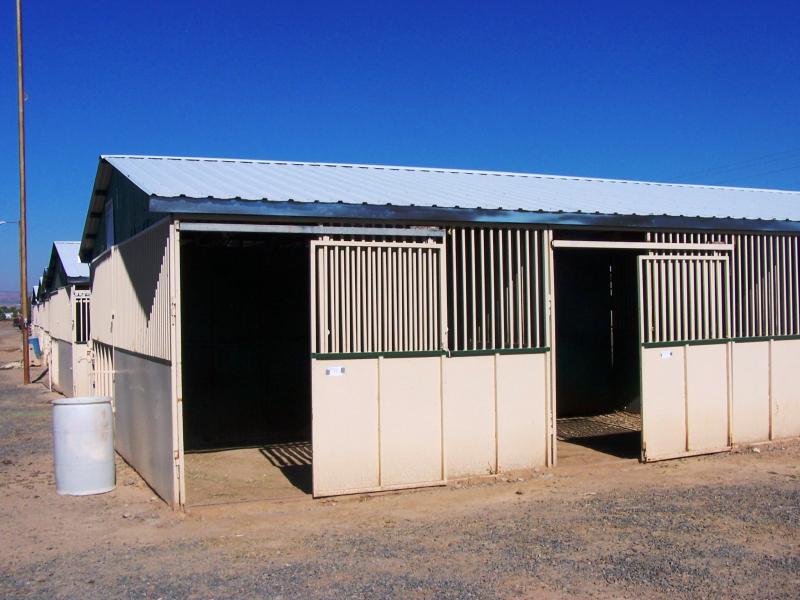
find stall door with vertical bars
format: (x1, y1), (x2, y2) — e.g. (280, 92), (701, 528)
(310, 239), (447, 497)
(638, 254), (732, 462)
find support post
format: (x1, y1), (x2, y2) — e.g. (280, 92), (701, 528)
(16, 0), (30, 384)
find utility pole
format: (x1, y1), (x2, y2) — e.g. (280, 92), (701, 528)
(16, 0), (30, 384)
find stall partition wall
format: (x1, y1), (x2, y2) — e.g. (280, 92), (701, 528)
(39, 286), (90, 396)
(639, 233), (800, 462)
(71, 290), (92, 397)
(310, 228), (552, 497)
(47, 287), (71, 394)
(89, 218), (180, 505)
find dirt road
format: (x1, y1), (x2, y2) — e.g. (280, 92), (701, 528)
(1, 321), (798, 599)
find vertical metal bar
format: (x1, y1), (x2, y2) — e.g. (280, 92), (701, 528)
(746, 235), (753, 337)
(768, 236), (775, 337)
(525, 229), (532, 348)
(438, 241), (448, 350)
(322, 245), (329, 353)
(516, 229), (523, 348)
(791, 236), (798, 335)
(431, 246), (436, 350)
(410, 247), (417, 351)
(735, 235), (742, 338)
(498, 229), (505, 348)
(470, 229), (477, 350)
(427, 248), (433, 350)
(401, 248), (407, 351)
(703, 259), (711, 339)
(507, 230), (514, 346)
(490, 229), (496, 349)
(534, 230), (541, 348)
(781, 236), (787, 336)
(638, 257), (646, 344)
(405, 248), (411, 351)
(460, 229), (467, 351)
(418, 247), (424, 350)
(397, 247), (403, 351)
(646, 259), (654, 343)
(792, 235), (800, 334)
(688, 259), (696, 341)
(709, 259), (717, 339)
(332, 247), (339, 353)
(680, 259), (688, 342)
(725, 257), (732, 339)
(451, 230), (458, 351)
(654, 260), (662, 342)
(480, 228), (486, 350)
(356, 246), (363, 353)
(377, 247), (385, 352)
(756, 235), (763, 336)
(715, 257), (723, 338)
(366, 247), (373, 352)
(310, 245), (318, 354)
(418, 248), (425, 351)
(346, 246), (353, 353)
(667, 258), (674, 341)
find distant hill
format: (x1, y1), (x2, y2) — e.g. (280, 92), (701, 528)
(0, 291), (21, 305)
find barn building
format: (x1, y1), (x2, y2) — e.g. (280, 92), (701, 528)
(78, 155), (800, 508)
(33, 242), (92, 396)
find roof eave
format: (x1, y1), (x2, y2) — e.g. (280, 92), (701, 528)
(150, 196), (800, 234)
(79, 158), (115, 262)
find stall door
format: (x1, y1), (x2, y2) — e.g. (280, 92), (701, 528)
(310, 239), (447, 497)
(638, 254), (731, 462)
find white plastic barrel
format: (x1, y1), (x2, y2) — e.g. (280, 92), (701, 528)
(52, 396), (115, 495)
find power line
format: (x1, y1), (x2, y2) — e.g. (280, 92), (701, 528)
(670, 147), (800, 182)
(717, 163), (800, 186)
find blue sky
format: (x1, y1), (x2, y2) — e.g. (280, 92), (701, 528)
(1, 1), (799, 292)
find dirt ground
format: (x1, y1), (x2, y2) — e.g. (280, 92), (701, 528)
(1, 321), (798, 599)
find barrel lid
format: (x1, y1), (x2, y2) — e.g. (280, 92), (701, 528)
(52, 396), (112, 406)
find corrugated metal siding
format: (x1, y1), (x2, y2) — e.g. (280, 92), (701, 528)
(89, 218), (172, 362)
(103, 155), (800, 223)
(90, 252), (114, 346)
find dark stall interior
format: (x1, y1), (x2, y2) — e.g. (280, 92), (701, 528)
(554, 248), (641, 457)
(180, 232), (311, 451)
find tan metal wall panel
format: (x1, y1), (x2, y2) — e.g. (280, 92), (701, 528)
(771, 339), (800, 440)
(311, 358), (380, 496)
(686, 344), (729, 452)
(49, 287), (72, 343)
(90, 251), (114, 346)
(113, 219), (172, 361)
(72, 343), (93, 397)
(379, 357), (443, 486)
(113, 348), (175, 503)
(495, 353), (548, 471)
(442, 356), (496, 477)
(53, 339), (72, 395)
(731, 341), (770, 443)
(641, 346), (686, 460)
(50, 337), (60, 387)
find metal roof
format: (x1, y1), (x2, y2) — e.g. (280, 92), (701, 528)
(103, 154), (800, 223)
(53, 241), (90, 279)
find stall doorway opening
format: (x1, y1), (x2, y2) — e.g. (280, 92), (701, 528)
(555, 248), (641, 461)
(180, 232), (312, 505)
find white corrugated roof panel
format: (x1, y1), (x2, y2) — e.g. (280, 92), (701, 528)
(102, 155), (800, 223)
(54, 241), (90, 279)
